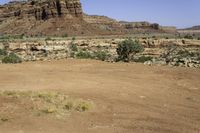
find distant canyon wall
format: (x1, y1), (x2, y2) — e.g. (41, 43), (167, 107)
(0, 0), (83, 22)
(0, 0), (177, 36)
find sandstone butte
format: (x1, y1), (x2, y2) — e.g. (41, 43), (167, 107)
(0, 0), (177, 36)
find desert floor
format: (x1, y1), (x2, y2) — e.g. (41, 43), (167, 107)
(0, 59), (200, 133)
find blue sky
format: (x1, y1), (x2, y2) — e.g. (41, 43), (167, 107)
(1, 0), (200, 28)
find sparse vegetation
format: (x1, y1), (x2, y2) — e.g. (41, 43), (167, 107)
(0, 117), (9, 122)
(182, 39), (186, 44)
(184, 34), (193, 39)
(75, 102), (90, 112)
(116, 38), (144, 62)
(62, 33), (68, 38)
(0, 49), (7, 56)
(0, 91), (93, 118)
(76, 51), (93, 59)
(177, 50), (193, 57)
(72, 37), (76, 41)
(2, 53), (22, 64)
(64, 102), (74, 110)
(134, 56), (153, 63)
(70, 43), (78, 52)
(160, 45), (200, 67)
(94, 51), (110, 61)
(45, 37), (52, 41)
(0, 34), (25, 40)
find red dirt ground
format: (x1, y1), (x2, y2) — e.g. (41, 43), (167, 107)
(0, 59), (200, 133)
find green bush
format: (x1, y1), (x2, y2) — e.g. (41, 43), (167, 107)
(72, 37), (76, 41)
(94, 51), (109, 61)
(0, 49), (7, 56)
(184, 34), (193, 39)
(134, 56), (153, 63)
(116, 39), (144, 62)
(197, 56), (200, 61)
(0, 35), (10, 40)
(76, 51), (93, 59)
(2, 53), (22, 64)
(70, 43), (78, 52)
(182, 40), (186, 44)
(62, 33), (68, 38)
(45, 37), (52, 41)
(177, 50), (197, 58)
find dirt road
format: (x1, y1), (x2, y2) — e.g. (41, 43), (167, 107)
(0, 59), (200, 133)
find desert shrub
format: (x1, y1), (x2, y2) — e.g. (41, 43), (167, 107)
(184, 34), (193, 39)
(45, 37), (52, 41)
(197, 56), (200, 61)
(0, 49), (7, 56)
(75, 102), (90, 112)
(64, 102), (74, 110)
(182, 40), (186, 44)
(72, 37), (76, 41)
(19, 34), (25, 39)
(198, 37), (200, 40)
(76, 51), (93, 59)
(116, 39), (144, 62)
(134, 56), (153, 63)
(177, 50), (197, 58)
(94, 51), (110, 61)
(62, 33), (68, 38)
(2, 53), (22, 64)
(152, 36), (157, 39)
(0, 35), (10, 40)
(70, 43), (78, 52)
(1, 117), (9, 122)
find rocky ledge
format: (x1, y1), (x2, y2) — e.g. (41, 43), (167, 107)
(0, 38), (200, 68)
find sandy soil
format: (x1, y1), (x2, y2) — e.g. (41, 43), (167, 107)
(0, 59), (200, 133)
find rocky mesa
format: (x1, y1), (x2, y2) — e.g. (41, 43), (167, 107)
(0, 0), (177, 36)
(0, 0), (83, 21)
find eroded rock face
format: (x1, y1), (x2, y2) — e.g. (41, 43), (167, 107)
(0, 0), (177, 36)
(0, 0), (82, 22)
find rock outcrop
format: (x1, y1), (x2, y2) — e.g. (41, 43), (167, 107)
(0, 0), (82, 22)
(0, 0), (177, 36)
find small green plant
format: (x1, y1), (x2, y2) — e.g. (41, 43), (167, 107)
(2, 53), (22, 64)
(134, 56), (153, 63)
(76, 51), (93, 59)
(116, 39), (144, 62)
